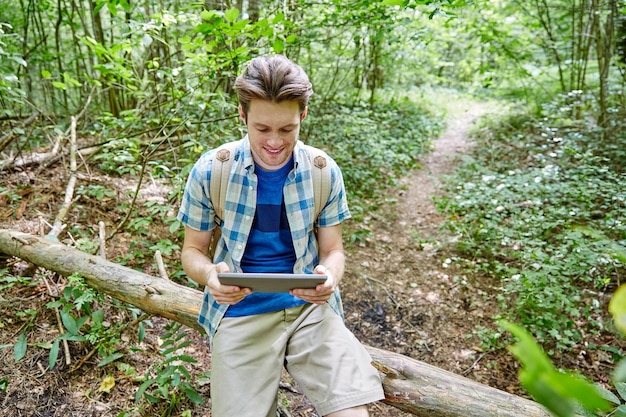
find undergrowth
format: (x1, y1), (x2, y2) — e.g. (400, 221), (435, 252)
(437, 92), (626, 354)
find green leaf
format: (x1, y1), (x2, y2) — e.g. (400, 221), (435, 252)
(135, 378), (156, 403)
(609, 284), (626, 334)
(46, 299), (63, 309)
(501, 321), (610, 416)
(61, 311), (79, 335)
(169, 220), (180, 234)
(14, 333), (27, 362)
(595, 383), (621, 405)
(500, 321), (553, 374)
(200, 10), (217, 21)
(107, 1), (117, 16)
(382, 0), (404, 5)
(41, 70), (52, 79)
(138, 322), (146, 343)
(557, 373), (610, 413)
(92, 310), (104, 327)
(183, 386), (204, 405)
(176, 354), (197, 364)
(272, 38), (284, 54)
(98, 352), (124, 367)
(52, 81), (67, 90)
(62, 72), (81, 87)
(520, 373), (576, 417)
(49, 339), (60, 370)
(76, 315), (90, 331)
(616, 382), (626, 402)
(615, 405), (626, 417)
(59, 334), (86, 342)
(615, 359), (626, 383)
(0, 378), (7, 393)
(224, 8), (239, 23)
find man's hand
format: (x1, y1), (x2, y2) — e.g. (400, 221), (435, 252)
(290, 265), (335, 304)
(208, 262), (252, 305)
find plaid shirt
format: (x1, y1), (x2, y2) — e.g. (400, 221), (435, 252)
(177, 136), (351, 343)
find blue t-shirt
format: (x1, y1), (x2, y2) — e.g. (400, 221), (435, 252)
(225, 160), (308, 317)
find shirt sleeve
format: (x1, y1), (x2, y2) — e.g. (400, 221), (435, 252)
(177, 152), (217, 231)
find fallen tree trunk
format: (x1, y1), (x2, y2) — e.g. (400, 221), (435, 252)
(0, 229), (551, 417)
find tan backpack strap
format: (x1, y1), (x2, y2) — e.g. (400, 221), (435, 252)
(208, 141), (240, 260)
(305, 145), (331, 221)
(210, 141), (240, 225)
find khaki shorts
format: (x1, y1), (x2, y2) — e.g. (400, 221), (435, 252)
(210, 303), (384, 417)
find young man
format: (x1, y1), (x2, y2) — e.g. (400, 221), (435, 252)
(177, 55), (384, 417)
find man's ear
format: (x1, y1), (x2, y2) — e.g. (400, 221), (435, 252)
(238, 105), (246, 124)
(301, 107), (308, 121)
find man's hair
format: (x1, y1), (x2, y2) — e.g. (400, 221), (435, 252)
(234, 55), (313, 117)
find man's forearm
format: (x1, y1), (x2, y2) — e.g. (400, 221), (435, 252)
(181, 247), (215, 286)
(319, 249), (345, 285)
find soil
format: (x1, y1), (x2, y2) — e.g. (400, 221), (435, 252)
(0, 98), (617, 416)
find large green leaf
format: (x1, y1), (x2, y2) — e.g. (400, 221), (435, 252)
(609, 284), (626, 334)
(501, 321), (610, 417)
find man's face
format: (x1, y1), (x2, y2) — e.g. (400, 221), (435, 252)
(241, 99), (306, 171)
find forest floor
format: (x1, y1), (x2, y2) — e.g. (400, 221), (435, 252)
(2, 95), (611, 416)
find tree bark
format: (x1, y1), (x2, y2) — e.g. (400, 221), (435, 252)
(0, 229), (552, 417)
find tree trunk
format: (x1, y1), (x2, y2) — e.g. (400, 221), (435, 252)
(0, 229), (552, 417)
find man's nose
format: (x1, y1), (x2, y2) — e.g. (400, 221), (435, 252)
(267, 134), (282, 147)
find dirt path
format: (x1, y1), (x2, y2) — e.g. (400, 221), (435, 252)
(398, 100), (490, 234)
(340, 99), (512, 417)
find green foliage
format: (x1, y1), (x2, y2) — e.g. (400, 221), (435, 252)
(307, 99), (442, 212)
(438, 98), (626, 350)
(135, 321), (203, 413)
(501, 321), (611, 417)
(0, 271), (39, 362)
(94, 138), (143, 177)
(0, 22), (26, 117)
(503, 288), (626, 417)
(77, 184), (116, 201)
(0, 269), (37, 291)
(1, 0), (624, 412)
(45, 273), (125, 369)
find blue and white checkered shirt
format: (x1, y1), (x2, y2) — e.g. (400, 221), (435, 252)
(177, 136), (350, 344)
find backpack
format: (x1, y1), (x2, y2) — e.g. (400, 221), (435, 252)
(208, 139), (331, 258)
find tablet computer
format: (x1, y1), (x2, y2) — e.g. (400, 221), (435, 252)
(217, 273), (327, 293)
